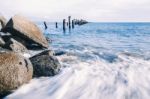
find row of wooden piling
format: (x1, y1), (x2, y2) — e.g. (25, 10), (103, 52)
(62, 16), (88, 32)
(43, 16), (88, 32)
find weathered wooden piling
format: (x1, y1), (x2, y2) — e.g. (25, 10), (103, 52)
(72, 20), (74, 29)
(63, 19), (66, 32)
(56, 22), (58, 28)
(68, 16), (71, 29)
(44, 21), (48, 30)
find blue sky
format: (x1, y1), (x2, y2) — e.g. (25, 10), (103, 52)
(0, 0), (150, 22)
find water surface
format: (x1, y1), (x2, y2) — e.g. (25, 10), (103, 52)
(6, 23), (150, 99)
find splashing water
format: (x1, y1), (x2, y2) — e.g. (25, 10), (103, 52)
(6, 23), (150, 99)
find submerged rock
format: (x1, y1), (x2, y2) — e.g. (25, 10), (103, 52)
(2, 15), (48, 48)
(3, 38), (28, 53)
(30, 50), (61, 77)
(0, 52), (33, 96)
(54, 50), (67, 56)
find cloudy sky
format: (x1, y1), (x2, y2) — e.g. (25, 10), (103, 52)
(0, 0), (150, 22)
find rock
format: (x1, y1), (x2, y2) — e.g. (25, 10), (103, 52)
(0, 52), (33, 95)
(1, 35), (42, 50)
(34, 50), (54, 56)
(54, 50), (66, 56)
(3, 38), (28, 53)
(0, 15), (7, 31)
(2, 15), (48, 48)
(0, 35), (11, 43)
(46, 37), (52, 43)
(0, 36), (5, 46)
(30, 50), (61, 77)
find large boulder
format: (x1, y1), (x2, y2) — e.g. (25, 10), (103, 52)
(3, 38), (28, 53)
(0, 15), (7, 31)
(30, 50), (61, 77)
(2, 15), (48, 48)
(0, 52), (33, 95)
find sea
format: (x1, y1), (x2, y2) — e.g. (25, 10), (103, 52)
(5, 23), (150, 99)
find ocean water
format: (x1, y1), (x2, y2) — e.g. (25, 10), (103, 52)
(6, 23), (150, 99)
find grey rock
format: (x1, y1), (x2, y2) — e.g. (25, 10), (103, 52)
(0, 52), (33, 94)
(30, 50), (61, 77)
(2, 15), (48, 48)
(3, 38), (28, 53)
(54, 50), (67, 56)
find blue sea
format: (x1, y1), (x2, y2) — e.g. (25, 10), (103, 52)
(6, 23), (150, 99)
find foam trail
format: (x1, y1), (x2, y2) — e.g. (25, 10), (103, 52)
(5, 53), (150, 99)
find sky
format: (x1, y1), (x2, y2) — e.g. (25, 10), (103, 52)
(0, 0), (150, 22)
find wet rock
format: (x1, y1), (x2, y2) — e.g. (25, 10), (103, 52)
(0, 15), (7, 31)
(0, 52), (33, 96)
(3, 38), (28, 53)
(54, 50), (66, 56)
(30, 50), (61, 77)
(46, 37), (52, 43)
(0, 36), (5, 46)
(2, 15), (48, 48)
(34, 50), (54, 56)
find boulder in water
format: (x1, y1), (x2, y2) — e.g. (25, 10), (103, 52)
(30, 50), (61, 77)
(2, 15), (48, 48)
(0, 52), (33, 96)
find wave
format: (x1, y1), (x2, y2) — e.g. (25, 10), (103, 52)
(5, 50), (150, 99)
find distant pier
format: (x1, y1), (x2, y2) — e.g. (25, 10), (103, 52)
(61, 16), (88, 33)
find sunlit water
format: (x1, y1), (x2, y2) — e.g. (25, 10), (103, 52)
(6, 23), (150, 99)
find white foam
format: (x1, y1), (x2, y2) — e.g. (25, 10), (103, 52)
(5, 53), (150, 99)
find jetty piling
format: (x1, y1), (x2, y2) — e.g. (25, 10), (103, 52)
(72, 20), (74, 29)
(56, 22), (58, 28)
(68, 16), (71, 29)
(62, 17), (88, 32)
(63, 19), (66, 32)
(44, 21), (48, 30)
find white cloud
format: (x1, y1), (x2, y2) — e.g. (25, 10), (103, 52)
(0, 0), (150, 22)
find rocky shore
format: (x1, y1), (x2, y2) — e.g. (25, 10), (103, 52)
(0, 14), (61, 98)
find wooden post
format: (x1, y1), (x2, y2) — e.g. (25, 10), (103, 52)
(63, 19), (66, 32)
(68, 16), (71, 29)
(44, 21), (48, 30)
(72, 20), (74, 29)
(56, 22), (58, 28)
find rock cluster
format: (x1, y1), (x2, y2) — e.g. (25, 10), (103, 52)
(0, 15), (61, 97)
